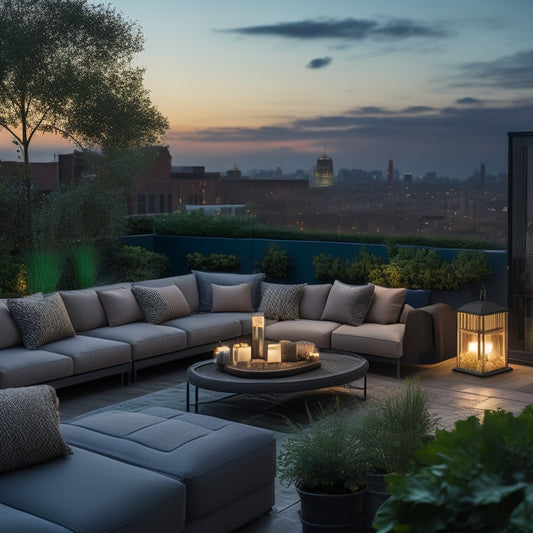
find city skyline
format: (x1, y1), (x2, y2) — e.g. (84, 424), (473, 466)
(1, 0), (533, 178)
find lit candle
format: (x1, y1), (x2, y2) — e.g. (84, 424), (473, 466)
(237, 345), (252, 362)
(267, 343), (282, 363)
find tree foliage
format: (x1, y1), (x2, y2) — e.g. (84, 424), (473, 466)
(0, 0), (168, 246)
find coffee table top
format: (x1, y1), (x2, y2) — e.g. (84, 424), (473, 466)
(187, 352), (368, 395)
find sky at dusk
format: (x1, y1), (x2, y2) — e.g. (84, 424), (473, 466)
(2, 0), (533, 178)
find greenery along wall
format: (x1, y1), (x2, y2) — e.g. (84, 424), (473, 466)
(122, 234), (508, 308)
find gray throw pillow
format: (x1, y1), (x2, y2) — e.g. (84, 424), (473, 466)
(0, 385), (72, 473)
(366, 285), (407, 324)
(192, 271), (266, 312)
(97, 287), (144, 326)
(0, 301), (22, 349)
(258, 282), (306, 320)
(131, 285), (191, 324)
(210, 282), (254, 312)
(320, 281), (375, 326)
(7, 293), (76, 349)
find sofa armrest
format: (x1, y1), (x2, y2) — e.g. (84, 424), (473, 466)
(402, 303), (457, 364)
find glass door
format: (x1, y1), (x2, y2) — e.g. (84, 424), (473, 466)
(508, 132), (533, 362)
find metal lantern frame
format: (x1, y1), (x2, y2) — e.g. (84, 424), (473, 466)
(454, 299), (511, 377)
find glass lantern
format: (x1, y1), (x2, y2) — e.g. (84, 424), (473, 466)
(251, 313), (265, 360)
(454, 300), (511, 376)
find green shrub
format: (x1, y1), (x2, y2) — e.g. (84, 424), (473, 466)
(113, 245), (169, 281)
(186, 252), (240, 272)
(0, 255), (25, 297)
(260, 243), (292, 280)
(374, 406), (533, 533)
(71, 244), (99, 289)
(313, 247), (493, 290)
(357, 378), (438, 475)
(25, 249), (63, 294)
(148, 211), (501, 250)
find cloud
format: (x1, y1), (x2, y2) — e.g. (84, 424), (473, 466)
(455, 49), (533, 89)
(217, 17), (450, 42)
(455, 97), (484, 105)
(307, 56), (332, 69)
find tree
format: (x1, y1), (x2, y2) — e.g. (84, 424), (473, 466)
(0, 0), (168, 242)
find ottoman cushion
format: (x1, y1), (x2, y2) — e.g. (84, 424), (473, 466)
(61, 406), (276, 521)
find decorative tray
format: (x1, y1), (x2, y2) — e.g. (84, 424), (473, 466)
(222, 359), (321, 378)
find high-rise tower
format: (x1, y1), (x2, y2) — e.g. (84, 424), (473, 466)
(387, 159), (394, 190)
(310, 146), (334, 188)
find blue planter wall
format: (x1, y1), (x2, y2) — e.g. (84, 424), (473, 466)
(122, 234), (507, 308)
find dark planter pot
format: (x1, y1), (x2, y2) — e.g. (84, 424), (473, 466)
(297, 485), (367, 532)
(364, 473), (390, 526)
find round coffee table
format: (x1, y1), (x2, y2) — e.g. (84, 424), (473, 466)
(186, 352), (368, 413)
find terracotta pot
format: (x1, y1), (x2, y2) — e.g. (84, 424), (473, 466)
(297, 485), (367, 532)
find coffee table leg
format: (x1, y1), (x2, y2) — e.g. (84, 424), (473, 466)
(363, 374), (367, 401)
(195, 385), (199, 413)
(186, 380), (190, 412)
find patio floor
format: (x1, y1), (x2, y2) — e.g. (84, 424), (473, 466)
(56, 356), (533, 532)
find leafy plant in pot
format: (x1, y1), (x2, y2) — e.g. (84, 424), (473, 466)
(355, 378), (438, 524)
(278, 406), (367, 532)
(373, 406), (533, 533)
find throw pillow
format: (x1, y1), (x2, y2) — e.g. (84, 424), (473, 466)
(0, 301), (22, 349)
(192, 271), (266, 312)
(210, 282), (254, 312)
(97, 287), (144, 327)
(0, 385), (72, 473)
(320, 281), (375, 326)
(59, 289), (108, 332)
(299, 284), (332, 320)
(7, 293), (76, 350)
(131, 285), (191, 324)
(366, 285), (407, 324)
(258, 282), (306, 320)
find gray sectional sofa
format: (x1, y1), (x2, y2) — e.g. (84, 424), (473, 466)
(0, 271), (457, 389)
(0, 385), (276, 532)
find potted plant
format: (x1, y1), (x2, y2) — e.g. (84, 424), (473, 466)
(278, 406), (367, 532)
(356, 378), (438, 523)
(373, 406), (533, 533)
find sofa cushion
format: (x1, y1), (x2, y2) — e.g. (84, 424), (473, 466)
(331, 322), (406, 358)
(0, 446), (186, 533)
(265, 318), (340, 349)
(300, 283), (332, 320)
(320, 281), (375, 326)
(7, 293), (76, 349)
(132, 285), (191, 324)
(0, 385), (72, 473)
(135, 273), (200, 313)
(258, 282), (306, 320)
(0, 503), (73, 533)
(61, 407), (276, 522)
(164, 314), (242, 347)
(211, 282), (254, 312)
(97, 287), (144, 326)
(59, 289), (108, 332)
(0, 301), (22, 348)
(42, 335), (131, 374)
(0, 347), (73, 388)
(366, 285), (407, 324)
(193, 270), (265, 312)
(82, 323), (187, 361)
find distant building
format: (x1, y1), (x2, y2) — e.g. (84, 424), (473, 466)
(387, 159), (394, 190)
(310, 148), (334, 188)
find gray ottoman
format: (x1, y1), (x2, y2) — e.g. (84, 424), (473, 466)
(62, 406), (276, 533)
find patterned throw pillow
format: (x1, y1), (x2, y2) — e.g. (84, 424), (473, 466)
(258, 282), (306, 321)
(320, 281), (375, 326)
(7, 293), (76, 350)
(131, 285), (191, 324)
(0, 385), (72, 473)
